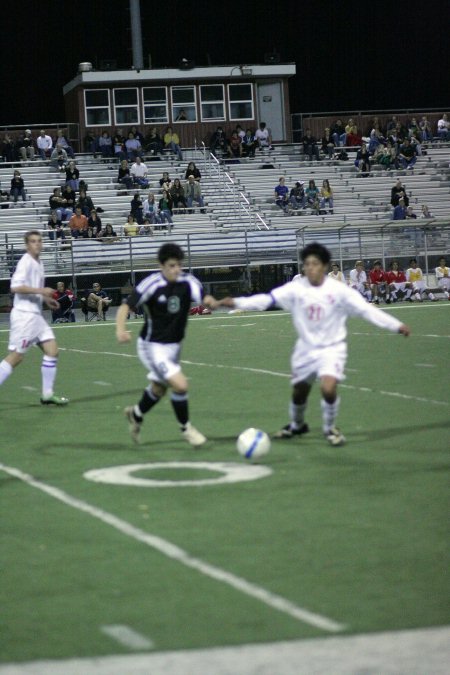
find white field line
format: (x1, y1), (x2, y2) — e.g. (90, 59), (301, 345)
(0, 626), (449, 675)
(100, 625), (154, 650)
(0, 463), (345, 634)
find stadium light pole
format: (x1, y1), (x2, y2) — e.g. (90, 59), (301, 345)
(130, 0), (144, 71)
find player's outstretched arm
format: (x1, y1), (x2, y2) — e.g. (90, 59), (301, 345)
(116, 303), (131, 343)
(203, 294), (220, 310)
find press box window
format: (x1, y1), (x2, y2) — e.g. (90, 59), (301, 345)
(200, 85), (225, 121)
(171, 86), (197, 122)
(113, 88), (139, 125)
(143, 87), (168, 124)
(228, 83), (253, 120)
(84, 89), (110, 126)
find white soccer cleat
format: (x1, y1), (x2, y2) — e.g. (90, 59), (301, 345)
(181, 422), (207, 447)
(124, 406), (142, 444)
(325, 427), (346, 446)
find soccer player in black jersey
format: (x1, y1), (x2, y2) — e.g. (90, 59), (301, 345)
(116, 243), (218, 445)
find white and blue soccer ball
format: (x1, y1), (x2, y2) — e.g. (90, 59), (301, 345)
(236, 428), (271, 460)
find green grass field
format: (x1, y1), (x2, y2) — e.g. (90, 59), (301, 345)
(0, 304), (449, 673)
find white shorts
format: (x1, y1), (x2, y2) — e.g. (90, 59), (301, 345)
(8, 309), (55, 354)
(291, 341), (347, 385)
(137, 338), (181, 384)
(412, 280), (426, 292)
(437, 278), (450, 291)
(391, 282), (408, 291)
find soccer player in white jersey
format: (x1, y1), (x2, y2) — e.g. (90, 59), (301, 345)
(116, 243), (217, 446)
(0, 231), (68, 405)
(435, 257), (450, 300)
(219, 243), (410, 446)
(328, 262), (345, 282)
(348, 260), (372, 301)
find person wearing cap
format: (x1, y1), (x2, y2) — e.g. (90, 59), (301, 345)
(289, 181), (306, 209)
(18, 130), (35, 161)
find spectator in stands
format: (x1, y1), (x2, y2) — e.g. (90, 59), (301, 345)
(386, 116), (398, 135)
(130, 157), (149, 188)
(184, 161), (201, 181)
(170, 178), (187, 210)
(55, 130), (74, 158)
(82, 226), (97, 240)
(406, 258), (436, 301)
(69, 206), (88, 238)
(164, 126), (183, 160)
(210, 126), (228, 157)
(18, 129), (35, 161)
(98, 223), (118, 242)
(305, 179), (320, 213)
(36, 129), (53, 160)
(331, 119), (346, 147)
(421, 204), (433, 218)
(184, 175), (205, 211)
(274, 177), (289, 213)
(61, 185), (76, 213)
(52, 282), (75, 323)
(376, 142), (396, 170)
(346, 124), (362, 147)
(159, 189), (174, 226)
(130, 126), (144, 146)
(98, 131), (113, 158)
(47, 211), (66, 241)
(355, 142), (371, 176)
(390, 179), (409, 207)
(254, 122), (273, 150)
(139, 218), (154, 236)
(385, 261), (412, 303)
(349, 260), (372, 301)
(84, 129), (97, 153)
(393, 198), (407, 220)
(289, 181), (306, 210)
(125, 132), (142, 161)
(369, 260), (387, 304)
(241, 129), (257, 158)
(2, 134), (16, 162)
(302, 129), (320, 161)
(235, 125), (246, 140)
(124, 214), (140, 236)
(321, 128), (336, 158)
(398, 138), (417, 169)
(368, 123), (386, 154)
(419, 116), (433, 142)
(145, 128), (163, 155)
(50, 145), (68, 171)
(328, 262), (345, 282)
(406, 206), (416, 219)
(118, 159), (133, 191)
(113, 129), (126, 160)
(65, 161), (80, 192)
(49, 187), (72, 221)
(143, 193), (161, 224)
(345, 118), (357, 136)
(159, 171), (172, 189)
(10, 170), (26, 203)
(435, 257), (450, 300)
(130, 192), (144, 224)
(76, 188), (95, 217)
(85, 283), (112, 318)
(88, 208), (102, 234)
(320, 179), (334, 214)
(437, 113), (449, 140)
(228, 131), (243, 158)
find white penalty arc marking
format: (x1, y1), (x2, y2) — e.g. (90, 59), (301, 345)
(0, 463), (345, 634)
(84, 462), (273, 488)
(100, 625), (154, 650)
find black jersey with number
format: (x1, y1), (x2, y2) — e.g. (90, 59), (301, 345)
(127, 271), (204, 343)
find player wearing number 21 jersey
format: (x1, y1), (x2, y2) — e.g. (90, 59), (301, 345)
(219, 243), (410, 447)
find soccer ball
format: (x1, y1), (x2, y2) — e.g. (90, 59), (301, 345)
(236, 428), (271, 460)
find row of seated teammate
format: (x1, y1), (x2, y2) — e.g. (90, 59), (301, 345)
(50, 281), (112, 323)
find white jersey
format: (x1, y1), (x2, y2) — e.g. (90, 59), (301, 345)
(234, 276), (402, 350)
(435, 265), (449, 280)
(328, 270), (345, 283)
(349, 268), (367, 286)
(10, 252), (44, 313)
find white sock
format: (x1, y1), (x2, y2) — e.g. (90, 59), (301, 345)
(405, 288), (412, 299)
(41, 356), (57, 398)
(321, 397), (340, 434)
(428, 292), (435, 300)
(289, 401), (307, 430)
(444, 290), (449, 299)
(0, 359), (13, 386)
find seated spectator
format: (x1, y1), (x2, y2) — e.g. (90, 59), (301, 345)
(305, 179), (320, 213)
(349, 260), (372, 301)
(88, 208), (102, 234)
(47, 211), (66, 241)
(145, 128), (163, 155)
(98, 131), (113, 158)
(184, 161), (201, 182)
(376, 142), (396, 170)
(52, 281), (75, 323)
(143, 192), (161, 224)
(10, 170), (26, 203)
(302, 129), (320, 161)
(65, 161), (80, 192)
(345, 118), (357, 136)
(118, 159), (133, 191)
(228, 131), (243, 158)
(69, 206), (88, 238)
(355, 142), (371, 176)
(159, 171), (172, 189)
(385, 261), (412, 303)
(210, 126), (228, 157)
(184, 175), (205, 211)
(76, 188), (95, 217)
(408, 117), (421, 141)
(320, 179), (334, 213)
(419, 116), (433, 142)
(50, 145), (69, 171)
(331, 119), (346, 147)
(130, 192), (144, 224)
(289, 181), (306, 210)
(368, 124), (385, 154)
(113, 129), (125, 160)
(346, 125), (362, 147)
(274, 177), (289, 213)
(393, 198), (407, 220)
(84, 129), (97, 153)
(321, 128), (336, 158)
(124, 213), (140, 236)
(81, 226), (97, 239)
(170, 178), (187, 210)
(36, 129), (52, 160)
(125, 132), (142, 161)
(406, 206), (416, 219)
(18, 129), (35, 161)
(369, 260), (387, 304)
(61, 185), (76, 213)
(83, 282), (112, 319)
(55, 130), (75, 158)
(98, 223), (118, 242)
(163, 126), (183, 160)
(130, 157), (149, 188)
(421, 204), (433, 218)
(406, 258), (436, 301)
(158, 189), (174, 225)
(390, 179), (409, 207)
(328, 262), (345, 282)
(3, 134), (18, 162)
(139, 218), (154, 236)
(386, 115), (398, 135)
(254, 122), (273, 150)
(435, 257), (450, 300)
(235, 124), (246, 140)
(130, 125), (144, 146)
(398, 138), (417, 169)
(437, 113), (449, 140)
(241, 129), (256, 158)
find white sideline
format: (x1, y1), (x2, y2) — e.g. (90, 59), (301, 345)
(100, 625), (153, 650)
(0, 626), (448, 675)
(0, 463), (345, 634)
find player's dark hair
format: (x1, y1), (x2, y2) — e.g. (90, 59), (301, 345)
(24, 230), (41, 243)
(409, 258), (417, 264)
(373, 260), (382, 266)
(300, 242), (331, 265)
(158, 243), (184, 264)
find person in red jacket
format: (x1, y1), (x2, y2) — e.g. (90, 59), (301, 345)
(369, 260), (387, 304)
(385, 261), (413, 303)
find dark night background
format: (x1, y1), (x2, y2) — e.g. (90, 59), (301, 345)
(1, 0), (449, 126)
